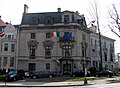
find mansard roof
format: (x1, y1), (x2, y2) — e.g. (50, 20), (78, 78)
(21, 11), (87, 26)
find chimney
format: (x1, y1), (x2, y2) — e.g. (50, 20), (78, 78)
(24, 4), (29, 13)
(57, 8), (61, 12)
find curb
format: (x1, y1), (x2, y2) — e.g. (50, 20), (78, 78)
(0, 84), (93, 87)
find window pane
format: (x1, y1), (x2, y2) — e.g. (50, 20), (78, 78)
(31, 33), (36, 39)
(10, 57), (14, 67)
(1, 44), (3, 52)
(3, 57), (7, 67)
(46, 33), (51, 38)
(11, 44), (15, 52)
(8, 35), (11, 39)
(4, 43), (8, 51)
(46, 63), (50, 70)
(30, 46), (36, 59)
(29, 63), (36, 71)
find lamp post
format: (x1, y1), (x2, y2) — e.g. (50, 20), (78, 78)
(81, 41), (88, 85)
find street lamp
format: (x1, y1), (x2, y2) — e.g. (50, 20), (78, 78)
(81, 41), (88, 85)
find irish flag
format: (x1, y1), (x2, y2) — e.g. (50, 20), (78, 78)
(51, 32), (60, 37)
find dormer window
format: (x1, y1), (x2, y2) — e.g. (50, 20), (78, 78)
(45, 16), (53, 24)
(31, 17), (39, 25)
(64, 15), (69, 24)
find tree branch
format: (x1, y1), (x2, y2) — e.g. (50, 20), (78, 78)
(108, 25), (120, 38)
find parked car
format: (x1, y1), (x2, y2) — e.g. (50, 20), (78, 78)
(30, 71), (55, 79)
(97, 70), (113, 77)
(6, 70), (25, 81)
(71, 70), (91, 77)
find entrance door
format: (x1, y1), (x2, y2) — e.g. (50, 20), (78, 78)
(63, 64), (71, 75)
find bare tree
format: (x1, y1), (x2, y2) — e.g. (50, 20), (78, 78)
(108, 4), (120, 38)
(88, 0), (103, 71)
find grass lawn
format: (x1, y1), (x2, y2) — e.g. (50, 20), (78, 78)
(26, 76), (104, 82)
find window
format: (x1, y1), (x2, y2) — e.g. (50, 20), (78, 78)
(93, 61), (95, 67)
(30, 46), (36, 59)
(0, 57), (1, 68)
(46, 33), (51, 38)
(46, 63), (50, 70)
(31, 17), (39, 25)
(3, 57), (7, 67)
(29, 63), (36, 71)
(82, 48), (85, 57)
(82, 34), (86, 41)
(4, 43), (8, 51)
(11, 44), (15, 52)
(8, 35), (11, 39)
(5, 35), (14, 39)
(62, 45), (72, 57)
(105, 65), (108, 70)
(110, 53), (113, 62)
(31, 33), (36, 39)
(1, 44), (3, 52)
(45, 16), (53, 24)
(104, 52), (107, 61)
(45, 46), (51, 59)
(10, 57), (14, 67)
(12, 35), (14, 39)
(64, 15), (69, 24)
(91, 39), (93, 45)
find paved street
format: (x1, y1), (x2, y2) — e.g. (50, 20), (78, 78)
(0, 77), (120, 88)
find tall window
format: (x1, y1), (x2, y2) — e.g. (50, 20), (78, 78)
(110, 53), (113, 62)
(10, 57), (14, 67)
(30, 46), (36, 59)
(62, 45), (72, 57)
(45, 46), (51, 59)
(3, 57), (7, 67)
(46, 63), (50, 70)
(29, 63), (36, 71)
(11, 44), (15, 52)
(4, 43), (8, 51)
(82, 48), (85, 57)
(91, 39), (93, 45)
(31, 33), (36, 39)
(104, 52), (107, 61)
(82, 34), (86, 41)
(46, 33), (51, 38)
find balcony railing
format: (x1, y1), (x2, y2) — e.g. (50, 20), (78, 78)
(58, 37), (75, 42)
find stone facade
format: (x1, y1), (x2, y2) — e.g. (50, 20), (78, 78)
(0, 24), (18, 71)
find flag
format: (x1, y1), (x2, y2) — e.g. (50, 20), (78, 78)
(63, 32), (72, 39)
(51, 32), (60, 37)
(56, 32), (60, 37)
(0, 31), (5, 37)
(50, 32), (54, 37)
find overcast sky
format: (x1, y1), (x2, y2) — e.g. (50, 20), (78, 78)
(0, 0), (120, 54)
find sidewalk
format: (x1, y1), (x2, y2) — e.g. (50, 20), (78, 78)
(0, 77), (119, 87)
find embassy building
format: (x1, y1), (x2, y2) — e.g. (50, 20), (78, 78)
(17, 5), (115, 75)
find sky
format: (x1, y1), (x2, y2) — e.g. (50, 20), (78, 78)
(0, 0), (120, 54)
